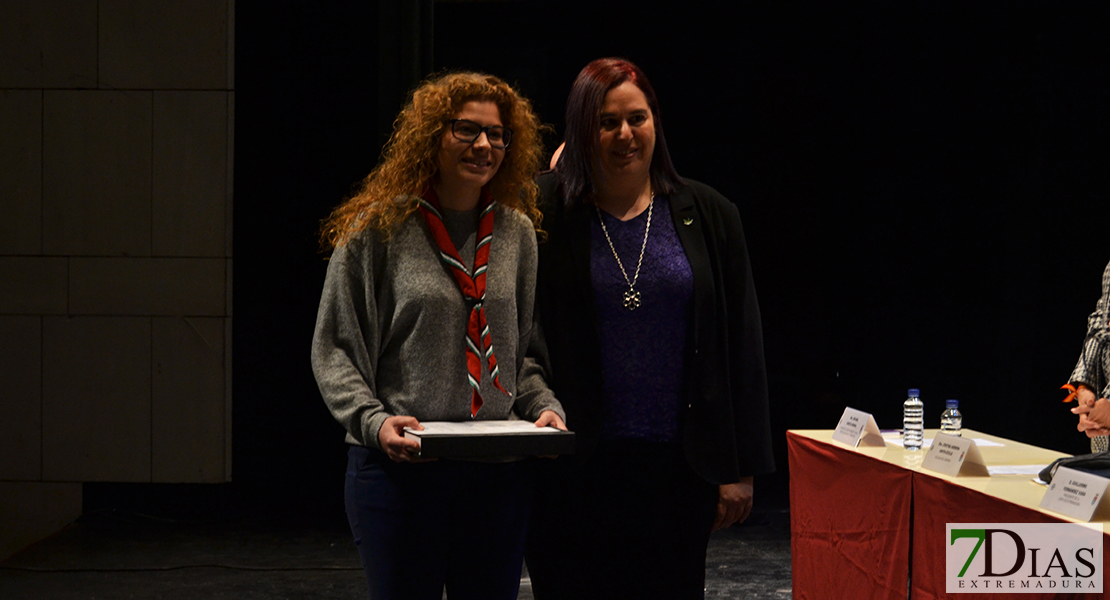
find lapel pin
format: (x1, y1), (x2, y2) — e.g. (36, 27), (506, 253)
(682, 217), (693, 226)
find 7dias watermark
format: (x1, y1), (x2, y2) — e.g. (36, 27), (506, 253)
(946, 523), (1103, 593)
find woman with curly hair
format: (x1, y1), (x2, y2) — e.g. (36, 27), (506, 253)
(311, 71), (565, 600)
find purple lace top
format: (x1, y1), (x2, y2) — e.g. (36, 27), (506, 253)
(591, 198), (693, 442)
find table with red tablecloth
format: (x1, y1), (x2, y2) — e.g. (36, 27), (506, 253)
(788, 429), (1109, 599)
(788, 429), (916, 600)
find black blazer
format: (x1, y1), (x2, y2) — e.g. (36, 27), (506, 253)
(533, 173), (775, 484)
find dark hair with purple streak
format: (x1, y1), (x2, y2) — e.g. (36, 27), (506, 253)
(554, 57), (683, 206)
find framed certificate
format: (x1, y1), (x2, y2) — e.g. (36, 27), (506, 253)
(403, 420), (576, 459)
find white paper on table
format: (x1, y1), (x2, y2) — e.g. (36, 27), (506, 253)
(883, 435), (1003, 449)
(407, 420), (562, 436)
(987, 464), (1047, 476)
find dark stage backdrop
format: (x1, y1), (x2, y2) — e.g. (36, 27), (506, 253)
(166, 1), (1108, 520)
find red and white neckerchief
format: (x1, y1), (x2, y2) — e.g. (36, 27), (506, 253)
(418, 187), (510, 417)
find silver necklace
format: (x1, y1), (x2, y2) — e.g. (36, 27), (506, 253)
(595, 194), (653, 310)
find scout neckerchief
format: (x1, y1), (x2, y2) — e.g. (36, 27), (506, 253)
(418, 186), (510, 417)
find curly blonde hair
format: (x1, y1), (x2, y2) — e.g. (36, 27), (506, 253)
(320, 72), (546, 249)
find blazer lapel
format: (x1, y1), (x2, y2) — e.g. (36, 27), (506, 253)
(566, 202), (595, 304)
(669, 190), (715, 358)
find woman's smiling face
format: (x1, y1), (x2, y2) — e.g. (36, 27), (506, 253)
(436, 100), (505, 196)
(595, 81), (655, 185)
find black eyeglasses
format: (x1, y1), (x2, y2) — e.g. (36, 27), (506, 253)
(449, 119), (513, 149)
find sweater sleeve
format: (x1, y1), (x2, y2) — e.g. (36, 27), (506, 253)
(1069, 260), (1110, 398)
(311, 236), (391, 450)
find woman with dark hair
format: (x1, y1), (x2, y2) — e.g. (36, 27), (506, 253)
(311, 71), (565, 600)
(524, 58), (775, 598)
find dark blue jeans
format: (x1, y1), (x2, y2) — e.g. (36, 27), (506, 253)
(345, 445), (536, 600)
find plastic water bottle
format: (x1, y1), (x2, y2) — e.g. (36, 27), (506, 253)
(941, 399), (962, 437)
(903, 388), (924, 451)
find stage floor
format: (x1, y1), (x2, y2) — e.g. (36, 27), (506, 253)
(0, 507), (791, 599)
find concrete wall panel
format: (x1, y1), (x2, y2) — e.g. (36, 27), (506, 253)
(69, 258), (225, 316)
(153, 92), (229, 257)
(152, 317), (226, 482)
(0, 90), (43, 255)
(42, 91), (152, 257)
(42, 317), (151, 482)
(99, 0), (229, 90)
(0, 257), (68, 315)
(0, 1), (97, 89)
(0, 317), (43, 480)
(0, 482), (82, 563)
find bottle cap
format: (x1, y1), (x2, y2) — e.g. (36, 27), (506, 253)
(908, 388), (920, 397)
(946, 399), (959, 409)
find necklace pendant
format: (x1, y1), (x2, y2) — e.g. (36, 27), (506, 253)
(623, 289), (641, 310)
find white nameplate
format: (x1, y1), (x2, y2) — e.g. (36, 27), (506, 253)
(1040, 466), (1110, 522)
(922, 432), (989, 477)
(831, 407), (886, 448)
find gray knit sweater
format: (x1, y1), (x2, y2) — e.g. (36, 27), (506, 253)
(311, 202), (564, 451)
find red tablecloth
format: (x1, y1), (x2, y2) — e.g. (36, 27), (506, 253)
(911, 470), (1108, 600)
(789, 431), (913, 600)
(789, 430), (1109, 600)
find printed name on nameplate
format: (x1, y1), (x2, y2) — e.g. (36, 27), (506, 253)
(832, 407), (886, 448)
